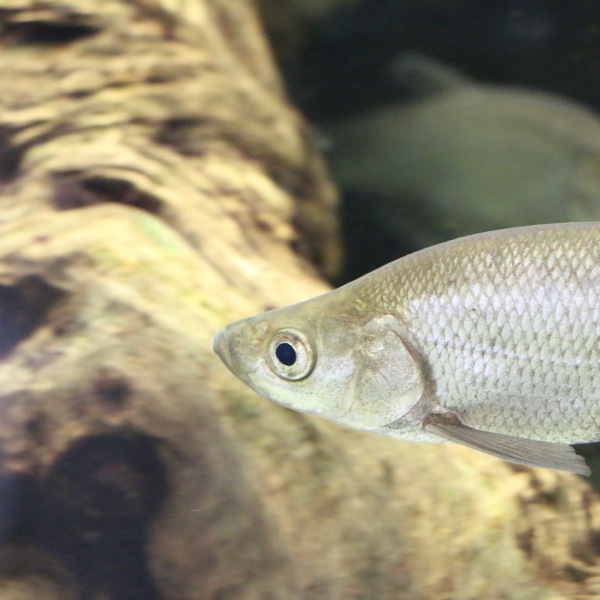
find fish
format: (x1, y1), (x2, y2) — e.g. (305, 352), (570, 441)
(326, 53), (600, 281)
(213, 223), (600, 476)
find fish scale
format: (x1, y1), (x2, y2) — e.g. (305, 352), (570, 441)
(382, 227), (600, 443)
(214, 223), (600, 475)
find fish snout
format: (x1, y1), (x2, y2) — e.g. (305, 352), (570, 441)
(212, 328), (233, 368)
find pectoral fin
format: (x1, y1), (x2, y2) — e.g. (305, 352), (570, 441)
(424, 412), (590, 476)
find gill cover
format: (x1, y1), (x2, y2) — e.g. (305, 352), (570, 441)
(347, 315), (424, 429)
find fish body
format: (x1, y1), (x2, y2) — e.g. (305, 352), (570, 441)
(213, 223), (600, 475)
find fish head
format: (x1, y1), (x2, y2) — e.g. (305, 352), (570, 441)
(212, 293), (425, 432)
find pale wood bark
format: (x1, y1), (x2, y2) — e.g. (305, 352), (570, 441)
(0, 1), (599, 599)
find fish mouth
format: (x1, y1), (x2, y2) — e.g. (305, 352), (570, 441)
(212, 328), (233, 368)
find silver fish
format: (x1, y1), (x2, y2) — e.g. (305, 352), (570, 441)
(213, 223), (600, 475)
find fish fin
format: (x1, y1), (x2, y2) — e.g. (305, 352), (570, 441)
(423, 412), (590, 476)
(388, 52), (469, 98)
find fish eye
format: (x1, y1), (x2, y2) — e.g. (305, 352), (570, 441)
(275, 342), (296, 366)
(267, 328), (315, 381)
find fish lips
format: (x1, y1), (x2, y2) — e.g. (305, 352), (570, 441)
(212, 324), (262, 383)
(212, 327), (232, 367)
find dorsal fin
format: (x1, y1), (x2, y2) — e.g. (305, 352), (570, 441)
(389, 52), (471, 98)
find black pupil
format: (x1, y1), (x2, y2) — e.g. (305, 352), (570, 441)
(275, 342), (297, 366)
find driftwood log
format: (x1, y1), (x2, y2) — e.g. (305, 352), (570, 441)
(0, 1), (599, 599)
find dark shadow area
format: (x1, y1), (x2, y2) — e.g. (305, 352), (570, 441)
(337, 191), (418, 283)
(40, 432), (168, 600)
(53, 174), (163, 216)
(0, 18), (100, 47)
(0, 126), (25, 182)
(0, 473), (39, 547)
(0, 276), (65, 360)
